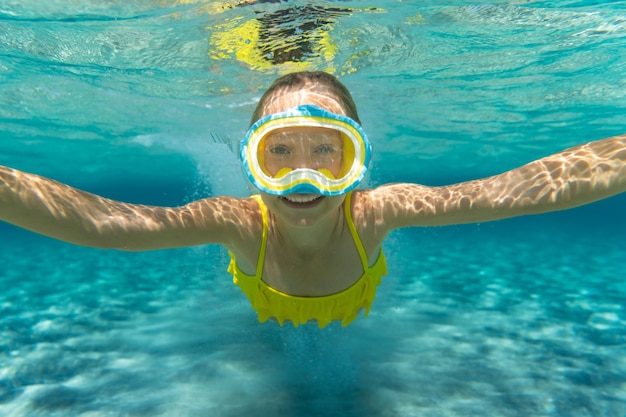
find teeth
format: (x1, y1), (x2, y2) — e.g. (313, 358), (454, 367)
(282, 194), (322, 203)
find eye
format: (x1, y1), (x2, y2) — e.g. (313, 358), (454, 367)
(268, 145), (291, 155)
(315, 144), (338, 154)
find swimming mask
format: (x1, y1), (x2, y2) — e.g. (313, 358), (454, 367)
(240, 105), (371, 196)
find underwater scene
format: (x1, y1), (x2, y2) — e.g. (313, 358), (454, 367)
(1, 1), (625, 416)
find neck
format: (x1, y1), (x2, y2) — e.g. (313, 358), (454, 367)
(271, 205), (344, 253)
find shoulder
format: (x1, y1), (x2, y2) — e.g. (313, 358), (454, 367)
(349, 184), (439, 254)
(181, 195), (265, 248)
(184, 195), (262, 224)
(349, 183), (448, 232)
(351, 183), (434, 218)
(346, 189), (395, 250)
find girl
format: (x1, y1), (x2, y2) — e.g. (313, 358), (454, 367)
(1, 71), (625, 328)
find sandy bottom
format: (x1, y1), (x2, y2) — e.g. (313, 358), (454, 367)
(1, 220), (624, 417)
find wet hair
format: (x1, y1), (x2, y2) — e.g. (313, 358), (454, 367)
(250, 71), (361, 126)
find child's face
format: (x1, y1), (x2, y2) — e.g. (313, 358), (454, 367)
(254, 92), (353, 224)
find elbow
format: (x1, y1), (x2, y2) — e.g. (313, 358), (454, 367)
(79, 235), (156, 252)
(64, 234), (125, 251)
(63, 227), (145, 251)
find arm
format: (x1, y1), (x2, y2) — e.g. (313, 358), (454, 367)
(368, 133), (626, 230)
(0, 166), (253, 250)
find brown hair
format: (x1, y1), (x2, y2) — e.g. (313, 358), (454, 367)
(250, 71), (361, 126)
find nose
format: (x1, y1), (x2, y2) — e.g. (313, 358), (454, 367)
(291, 152), (314, 169)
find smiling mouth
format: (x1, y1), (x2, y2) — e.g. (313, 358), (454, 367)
(280, 194), (324, 207)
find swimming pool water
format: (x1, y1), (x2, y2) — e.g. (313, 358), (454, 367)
(1, 1), (626, 416)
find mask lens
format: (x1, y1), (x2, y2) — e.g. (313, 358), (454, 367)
(258, 128), (346, 179)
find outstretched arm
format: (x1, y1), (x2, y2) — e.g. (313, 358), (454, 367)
(368, 133), (626, 230)
(0, 166), (254, 250)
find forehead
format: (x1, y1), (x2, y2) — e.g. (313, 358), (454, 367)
(265, 126), (343, 140)
(261, 91), (347, 118)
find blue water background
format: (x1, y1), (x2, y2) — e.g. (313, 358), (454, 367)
(1, 1), (626, 416)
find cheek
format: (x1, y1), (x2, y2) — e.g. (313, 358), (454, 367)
(330, 159), (342, 177)
(263, 157), (281, 176)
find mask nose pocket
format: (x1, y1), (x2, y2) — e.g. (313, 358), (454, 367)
(317, 168), (336, 179)
(274, 167), (292, 178)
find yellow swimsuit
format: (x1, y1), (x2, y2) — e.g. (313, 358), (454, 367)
(228, 192), (387, 328)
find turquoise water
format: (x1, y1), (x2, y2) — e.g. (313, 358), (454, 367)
(1, 1), (626, 416)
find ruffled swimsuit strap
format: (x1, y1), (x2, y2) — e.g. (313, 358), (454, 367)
(251, 194), (269, 279)
(343, 192), (370, 271)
